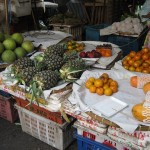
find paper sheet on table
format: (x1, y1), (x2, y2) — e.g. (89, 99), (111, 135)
(68, 69), (149, 133)
(22, 30), (72, 48)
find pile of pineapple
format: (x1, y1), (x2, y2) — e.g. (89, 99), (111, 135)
(9, 43), (87, 103)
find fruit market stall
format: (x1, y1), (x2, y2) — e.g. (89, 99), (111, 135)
(0, 29), (150, 150)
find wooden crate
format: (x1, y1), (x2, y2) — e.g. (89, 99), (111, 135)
(50, 23), (83, 40)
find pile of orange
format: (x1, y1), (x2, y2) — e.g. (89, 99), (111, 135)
(96, 48), (112, 57)
(85, 73), (118, 96)
(122, 47), (150, 73)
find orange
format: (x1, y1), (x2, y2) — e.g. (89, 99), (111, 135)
(143, 82), (150, 94)
(124, 64), (129, 70)
(130, 76), (137, 88)
(125, 56), (131, 61)
(141, 47), (149, 53)
(129, 51), (136, 57)
(142, 54), (149, 61)
(85, 81), (93, 89)
(88, 77), (95, 83)
(99, 48), (106, 56)
(100, 73), (109, 79)
(110, 80), (118, 87)
(142, 62), (149, 68)
(135, 67), (142, 72)
(108, 78), (113, 83)
(133, 61), (141, 68)
(96, 87), (104, 95)
(94, 79), (104, 88)
(110, 85), (118, 93)
(122, 59), (128, 66)
(104, 50), (112, 57)
(129, 66), (135, 72)
(128, 59), (134, 65)
(134, 54), (141, 61)
(89, 85), (97, 93)
(103, 84), (109, 90)
(68, 45), (73, 50)
(104, 88), (113, 96)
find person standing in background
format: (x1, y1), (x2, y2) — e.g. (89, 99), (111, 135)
(138, 0), (150, 49)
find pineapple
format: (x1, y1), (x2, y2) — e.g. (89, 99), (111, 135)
(17, 67), (40, 86)
(45, 44), (66, 57)
(29, 70), (60, 103)
(10, 57), (35, 80)
(60, 58), (87, 82)
(32, 70), (60, 90)
(44, 54), (64, 71)
(12, 57), (34, 70)
(63, 50), (78, 62)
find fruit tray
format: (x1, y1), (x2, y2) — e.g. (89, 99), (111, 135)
(80, 41), (122, 69)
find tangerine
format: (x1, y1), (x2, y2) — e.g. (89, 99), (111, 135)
(94, 79), (104, 88)
(89, 85), (97, 93)
(110, 80), (118, 87)
(104, 88), (113, 96)
(103, 84), (109, 90)
(141, 47), (149, 53)
(110, 85), (118, 93)
(85, 81), (93, 89)
(96, 87), (104, 95)
(142, 54), (149, 61)
(129, 51), (136, 57)
(88, 77), (95, 83)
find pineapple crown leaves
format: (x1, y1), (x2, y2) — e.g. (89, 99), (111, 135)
(28, 80), (45, 106)
(3, 66), (27, 87)
(60, 68), (85, 82)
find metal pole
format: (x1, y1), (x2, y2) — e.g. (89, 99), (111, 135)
(4, 0), (9, 34)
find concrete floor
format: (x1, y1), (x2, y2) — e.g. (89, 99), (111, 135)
(0, 118), (77, 150)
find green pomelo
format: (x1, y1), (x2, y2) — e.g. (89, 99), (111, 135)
(21, 40), (34, 53)
(3, 38), (16, 50)
(14, 47), (27, 58)
(0, 32), (5, 42)
(0, 43), (4, 54)
(1, 50), (16, 63)
(11, 32), (24, 45)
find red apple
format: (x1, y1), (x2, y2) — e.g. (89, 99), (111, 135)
(79, 52), (87, 58)
(94, 52), (101, 58)
(88, 52), (95, 58)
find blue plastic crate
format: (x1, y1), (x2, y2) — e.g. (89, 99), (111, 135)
(107, 34), (142, 57)
(84, 24), (110, 41)
(74, 133), (116, 150)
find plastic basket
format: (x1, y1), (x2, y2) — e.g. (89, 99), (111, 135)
(15, 105), (75, 150)
(84, 24), (110, 41)
(15, 96), (66, 125)
(0, 90), (18, 123)
(74, 133), (115, 150)
(74, 121), (132, 150)
(107, 35), (140, 57)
